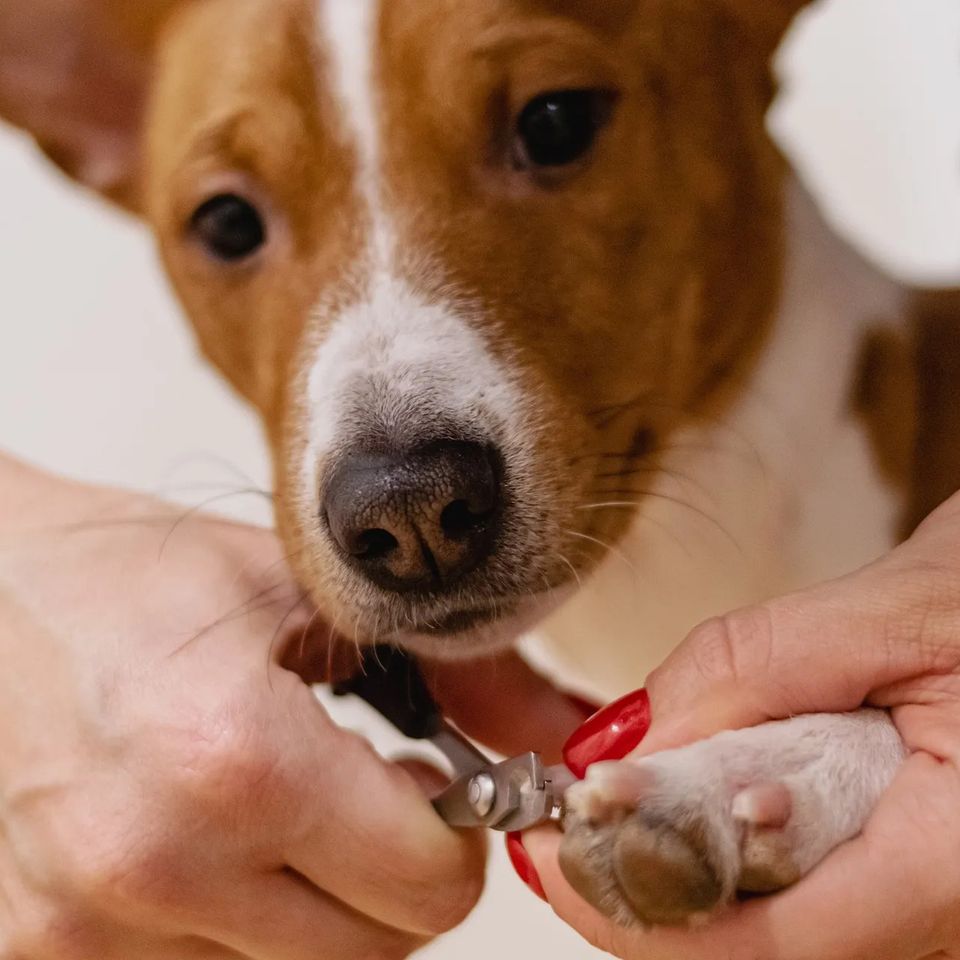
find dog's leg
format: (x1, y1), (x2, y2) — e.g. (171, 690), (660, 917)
(559, 710), (906, 927)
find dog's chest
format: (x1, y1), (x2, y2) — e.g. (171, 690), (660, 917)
(539, 182), (907, 696)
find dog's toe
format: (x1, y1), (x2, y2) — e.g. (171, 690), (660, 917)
(732, 781), (802, 892)
(559, 818), (630, 923)
(611, 812), (723, 925)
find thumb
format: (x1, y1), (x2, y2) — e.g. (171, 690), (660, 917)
(640, 537), (960, 755)
(423, 651), (596, 764)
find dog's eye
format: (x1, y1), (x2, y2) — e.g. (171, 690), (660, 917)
(515, 90), (614, 169)
(190, 194), (266, 261)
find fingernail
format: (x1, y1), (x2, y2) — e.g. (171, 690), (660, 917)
(565, 693), (603, 721)
(506, 832), (547, 902)
(562, 688), (651, 779)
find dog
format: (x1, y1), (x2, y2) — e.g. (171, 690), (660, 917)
(2, 0), (958, 928)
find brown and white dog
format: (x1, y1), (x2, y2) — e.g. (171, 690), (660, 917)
(2, 0), (958, 929)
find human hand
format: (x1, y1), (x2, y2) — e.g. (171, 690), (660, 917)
(0, 456), (587, 959)
(525, 491), (960, 960)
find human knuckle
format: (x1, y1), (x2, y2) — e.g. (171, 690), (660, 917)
(174, 711), (288, 812)
(684, 611), (767, 686)
(65, 828), (181, 911)
(399, 858), (485, 936)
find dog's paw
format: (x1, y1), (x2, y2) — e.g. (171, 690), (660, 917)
(558, 709), (905, 927)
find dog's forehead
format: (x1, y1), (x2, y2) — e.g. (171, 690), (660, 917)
(153, 0), (632, 226)
(315, 0), (390, 266)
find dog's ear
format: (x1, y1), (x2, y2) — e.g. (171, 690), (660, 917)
(0, 0), (184, 208)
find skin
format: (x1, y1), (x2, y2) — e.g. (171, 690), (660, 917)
(526, 489), (960, 960)
(0, 453), (586, 959)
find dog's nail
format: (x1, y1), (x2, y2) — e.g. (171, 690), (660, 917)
(506, 832), (547, 902)
(732, 780), (792, 829)
(562, 688), (651, 779)
(565, 694), (604, 721)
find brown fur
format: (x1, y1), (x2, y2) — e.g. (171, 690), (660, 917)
(905, 290), (960, 533)
(853, 326), (918, 493)
(852, 292), (960, 538)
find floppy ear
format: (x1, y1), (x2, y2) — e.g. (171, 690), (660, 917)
(0, 0), (183, 208)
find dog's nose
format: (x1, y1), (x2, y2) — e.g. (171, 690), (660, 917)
(323, 441), (501, 592)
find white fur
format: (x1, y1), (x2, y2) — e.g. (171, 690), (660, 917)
(541, 179), (907, 696)
(317, 0), (393, 264)
(303, 275), (528, 472)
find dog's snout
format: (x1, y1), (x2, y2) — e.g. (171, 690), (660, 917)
(323, 441), (501, 593)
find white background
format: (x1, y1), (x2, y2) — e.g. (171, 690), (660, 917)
(0, 1), (958, 956)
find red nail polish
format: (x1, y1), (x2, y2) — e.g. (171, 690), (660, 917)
(565, 694), (603, 721)
(562, 688), (651, 779)
(506, 832), (547, 902)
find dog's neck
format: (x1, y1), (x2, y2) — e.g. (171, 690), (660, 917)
(538, 176), (906, 696)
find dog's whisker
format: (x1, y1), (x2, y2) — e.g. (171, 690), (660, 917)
(369, 609), (384, 652)
(157, 488), (281, 560)
(172, 576), (290, 650)
(296, 602), (325, 670)
(594, 466), (659, 480)
(563, 529), (639, 582)
(325, 606), (347, 680)
(219, 545), (308, 615)
(352, 614), (365, 669)
(169, 583), (303, 658)
(159, 451), (267, 493)
(594, 463), (712, 498)
(576, 500), (642, 511)
(152, 480), (275, 500)
(579, 490), (742, 555)
(555, 551), (584, 591)
(266, 589), (311, 690)
(576, 500), (697, 561)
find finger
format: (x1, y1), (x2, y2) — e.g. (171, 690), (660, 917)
(641, 554), (960, 754)
(424, 650), (594, 762)
(278, 681), (486, 937)
(0, 917), (253, 960)
(154, 942), (251, 960)
(521, 826), (712, 960)
(527, 753), (960, 960)
(393, 757), (453, 797)
(209, 871), (423, 960)
(276, 623), (361, 685)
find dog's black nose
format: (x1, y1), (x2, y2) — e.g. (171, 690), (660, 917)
(323, 441), (501, 593)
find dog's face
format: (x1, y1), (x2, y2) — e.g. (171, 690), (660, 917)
(2, 0), (803, 656)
